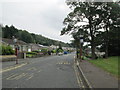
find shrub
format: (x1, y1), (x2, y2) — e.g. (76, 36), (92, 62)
(41, 48), (48, 55)
(0, 45), (15, 55)
(26, 52), (37, 55)
(52, 50), (56, 53)
(32, 50), (40, 53)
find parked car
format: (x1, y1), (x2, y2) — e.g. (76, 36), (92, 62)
(58, 52), (63, 56)
(64, 51), (68, 54)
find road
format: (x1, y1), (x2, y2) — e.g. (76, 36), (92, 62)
(2, 53), (82, 88)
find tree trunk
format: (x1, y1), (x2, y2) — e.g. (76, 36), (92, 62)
(91, 37), (96, 59)
(89, 17), (96, 59)
(76, 48), (79, 58)
(105, 26), (109, 58)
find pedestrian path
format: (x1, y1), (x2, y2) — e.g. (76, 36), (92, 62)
(79, 60), (118, 88)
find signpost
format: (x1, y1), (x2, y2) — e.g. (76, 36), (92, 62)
(79, 35), (83, 62)
(13, 36), (18, 64)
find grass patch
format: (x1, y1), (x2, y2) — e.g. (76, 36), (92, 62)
(88, 56), (119, 78)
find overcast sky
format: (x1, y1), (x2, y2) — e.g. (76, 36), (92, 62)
(1, 0), (73, 43)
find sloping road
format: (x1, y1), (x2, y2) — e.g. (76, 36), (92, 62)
(2, 53), (81, 88)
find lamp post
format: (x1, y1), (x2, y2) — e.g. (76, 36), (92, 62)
(13, 36), (18, 64)
(79, 35), (83, 62)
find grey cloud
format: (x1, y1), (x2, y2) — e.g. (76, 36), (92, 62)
(2, 0), (71, 43)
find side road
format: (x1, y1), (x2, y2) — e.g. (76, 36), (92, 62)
(78, 60), (118, 88)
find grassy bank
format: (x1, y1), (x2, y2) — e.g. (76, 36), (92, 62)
(88, 56), (119, 78)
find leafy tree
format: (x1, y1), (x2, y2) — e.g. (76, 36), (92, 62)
(18, 30), (34, 43)
(61, 1), (120, 58)
(61, 1), (104, 59)
(97, 2), (120, 58)
(2, 25), (70, 47)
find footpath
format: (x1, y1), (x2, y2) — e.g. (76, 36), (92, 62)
(78, 60), (119, 88)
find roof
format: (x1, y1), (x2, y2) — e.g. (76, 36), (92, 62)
(1, 38), (27, 45)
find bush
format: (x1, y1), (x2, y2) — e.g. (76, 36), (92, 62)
(52, 49), (56, 53)
(41, 48), (48, 55)
(26, 52), (37, 55)
(32, 50), (40, 53)
(0, 45), (15, 55)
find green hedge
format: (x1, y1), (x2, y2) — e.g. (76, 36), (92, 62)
(41, 48), (48, 55)
(0, 45), (15, 55)
(32, 50), (41, 53)
(26, 52), (37, 55)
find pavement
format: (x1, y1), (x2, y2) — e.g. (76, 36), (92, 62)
(79, 60), (119, 88)
(2, 53), (82, 88)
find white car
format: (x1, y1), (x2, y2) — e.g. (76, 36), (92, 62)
(58, 52), (63, 56)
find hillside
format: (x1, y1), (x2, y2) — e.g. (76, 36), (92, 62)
(2, 25), (71, 47)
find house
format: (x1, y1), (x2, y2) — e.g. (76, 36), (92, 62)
(50, 45), (59, 50)
(1, 38), (31, 52)
(29, 44), (49, 51)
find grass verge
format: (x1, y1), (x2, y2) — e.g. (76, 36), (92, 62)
(88, 56), (119, 78)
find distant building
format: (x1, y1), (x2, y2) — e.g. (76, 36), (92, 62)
(29, 44), (44, 51)
(50, 45), (59, 49)
(1, 38), (31, 52)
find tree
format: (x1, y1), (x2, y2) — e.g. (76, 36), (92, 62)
(61, 1), (103, 59)
(19, 30), (34, 43)
(97, 2), (120, 58)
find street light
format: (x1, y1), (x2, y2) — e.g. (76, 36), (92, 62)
(79, 35), (83, 62)
(13, 36), (18, 64)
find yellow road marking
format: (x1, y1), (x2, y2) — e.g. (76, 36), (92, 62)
(27, 67), (36, 71)
(0, 63), (27, 73)
(74, 65), (81, 88)
(57, 62), (70, 65)
(74, 62), (85, 88)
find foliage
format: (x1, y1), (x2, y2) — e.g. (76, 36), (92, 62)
(52, 49), (56, 53)
(41, 48), (48, 55)
(2, 25), (70, 47)
(61, 1), (120, 58)
(26, 51), (37, 55)
(0, 45), (15, 55)
(58, 49), (63, 53)
(32, 50), (41, 53)
(26, 51), (38, 58)
(56, 44), (63, 53)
